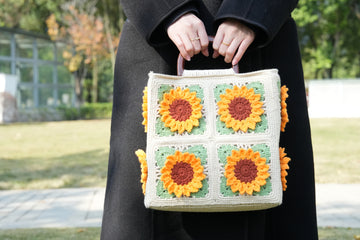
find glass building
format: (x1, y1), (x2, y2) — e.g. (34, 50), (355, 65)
(0, 27), (75, 108)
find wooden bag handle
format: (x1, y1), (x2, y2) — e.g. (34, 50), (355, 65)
(177, 36), (239, 76)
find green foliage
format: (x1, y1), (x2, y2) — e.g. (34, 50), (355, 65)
(57, 102), (112, 120)
(98, 59), (114, 102)
(79, 103), (112, 119)
(0, 0), (68, 33)
(293, 0), (360, 79)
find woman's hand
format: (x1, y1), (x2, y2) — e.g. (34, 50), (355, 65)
(167, 13), (209, 61)
(213, 19), (255, 66)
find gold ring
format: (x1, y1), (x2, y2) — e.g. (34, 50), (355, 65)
(191, 37), (200, 41)
(222, 42), (230, 46)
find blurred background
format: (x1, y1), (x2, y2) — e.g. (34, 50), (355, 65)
(0, 0), (359, 239)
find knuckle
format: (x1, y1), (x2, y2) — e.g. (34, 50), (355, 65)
(184, 45), (192, 51)
(229, 28), (237, 35)
(183, 21), (193, 29)
(226, 49), (233, 56)
(177, 42), (184, 48)
(194, 20), (203, 28)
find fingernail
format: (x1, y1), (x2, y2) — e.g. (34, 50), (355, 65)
(204, 50), (209, 57)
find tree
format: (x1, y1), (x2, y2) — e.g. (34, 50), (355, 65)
(293, 0), (360, 79)
(0, 0), (66, 33)
(46, 4), (120, 104)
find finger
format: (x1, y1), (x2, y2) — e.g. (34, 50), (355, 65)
(218, 37), (232, 57)
(181, 34), (195, 59)
(232, 38), (253, 65)
(212, 31), (224, 52)
(197, 28), (209, 56)
(191, 36), (202, 55)
(172, 34), (191, 61)
(224, 38), (242, 63)
(212, 49), (220, 59)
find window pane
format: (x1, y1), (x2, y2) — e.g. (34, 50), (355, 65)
(38, 65), (53, 84)
(15, 34), (33, 59)
(39, 87), (54, 107)
(37, 39), (55, 61)
(0, 31), (12, 56)
(58, 88), (73, 106)
(19, 86), (34, 108)
(56, 42), (66, 62)
(17, 62), (33, 83)
(57, 65), (72, 84)
(0, 61), (11, 74)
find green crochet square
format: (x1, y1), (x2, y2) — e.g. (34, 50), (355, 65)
(214, 82), (267, 135)
(217, 144), (238, 165)
(155, 145), (209, 198)
(220, 176), (239, 197)
(186, 145), (208, 165)
(218, 144), (272, 197)
(155, 146), (176, 168)
(156, 84), (206, 136)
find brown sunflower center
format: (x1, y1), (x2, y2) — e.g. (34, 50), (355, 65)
(234, 159), (258, 183)
(228, 97), (252, 121)
(169, 99), (192, 121)
(171, 162), (194, 185)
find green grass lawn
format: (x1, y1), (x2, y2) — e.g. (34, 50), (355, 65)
(0, 120), (111, 190)
(0, 227), (359, 240)
(0, 228), (101, 240)
(0, 118), (359, 190)
(310, 118), (360, 183)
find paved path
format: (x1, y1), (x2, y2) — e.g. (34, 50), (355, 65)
(0, 184), (359, 229)
(0, 188), (104, 229)
(316, 184), (360, 228)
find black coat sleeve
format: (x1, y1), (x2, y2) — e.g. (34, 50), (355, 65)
(120, 0), (198, 46)
(214, 0), (299, 47)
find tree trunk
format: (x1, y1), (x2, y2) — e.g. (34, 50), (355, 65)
(74, 67), (87, 107)
(92, 58), (99, 103)
(102, 0), (116, 73)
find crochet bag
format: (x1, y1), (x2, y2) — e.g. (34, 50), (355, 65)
(136, 54), (291, 212)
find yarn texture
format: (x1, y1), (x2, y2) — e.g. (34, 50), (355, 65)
(142, 68), (285, 212)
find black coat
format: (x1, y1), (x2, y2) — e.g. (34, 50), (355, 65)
(101, 1), (318, 239)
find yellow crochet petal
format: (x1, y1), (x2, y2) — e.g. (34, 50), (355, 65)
(224, 148), (270, 195)
(217, 85), (264, 133)
(159, 87), (203, 134)
(135, 149), (147, 195)
(160, 151), (206, 198)
(281, 85), (289, 132)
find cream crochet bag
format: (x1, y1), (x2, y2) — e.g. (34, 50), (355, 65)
(136, 55), (290, 212)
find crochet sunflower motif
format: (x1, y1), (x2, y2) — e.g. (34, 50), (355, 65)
(224, 148), (270, 195)
(142, 87), (148, 132)
(159, 87), (203, 134)
(279, 147), (291, 191)
(160, 150), (206, 198)
(280, 85), (289, 132)
(135, 149), (147, 194)
(217, 85), (264, 132)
